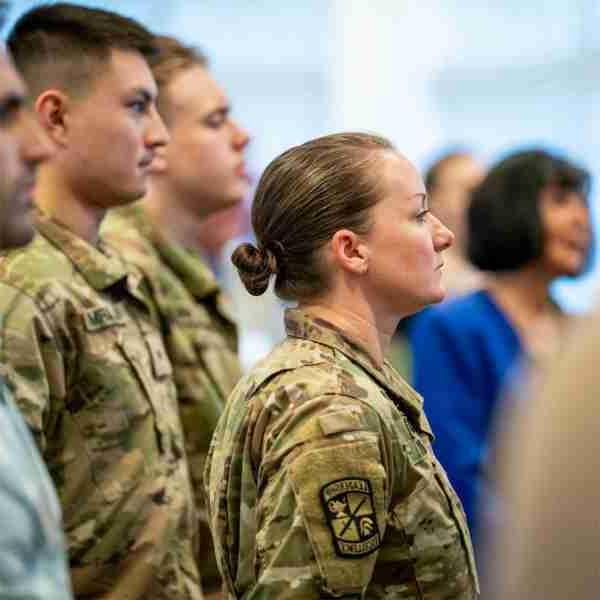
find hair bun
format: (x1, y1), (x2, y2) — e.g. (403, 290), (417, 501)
(231, 242), (278, 296)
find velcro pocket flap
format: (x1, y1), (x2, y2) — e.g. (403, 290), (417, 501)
(318, 409), (364, 437)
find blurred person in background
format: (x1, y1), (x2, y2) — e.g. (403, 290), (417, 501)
(388, 149), (484, 380)
(196, 200), (286, 372)
(2, 5), (203, 598)
(409, 149), (592, 548)
(206, 132), (480, 599)
(0, 14), (72, 597)
(488, 312), (600, 600)
(424, 150), (485, 296)
(103, 34), (249, 597)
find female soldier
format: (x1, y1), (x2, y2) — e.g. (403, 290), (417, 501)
(205, 133), (479, 599)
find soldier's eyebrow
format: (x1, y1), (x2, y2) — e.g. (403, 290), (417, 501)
(127, 87), (157, 104)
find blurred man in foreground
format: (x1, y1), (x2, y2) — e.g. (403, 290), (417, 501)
(103, 35), (249, 596)
(0, 16), (72, 597)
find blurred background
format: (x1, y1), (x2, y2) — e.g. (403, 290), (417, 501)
(7, 0), (600, 311)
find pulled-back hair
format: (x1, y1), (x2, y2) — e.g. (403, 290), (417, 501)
(468, 149), (592, 272)
(232, 132), (395, 300)
(150, 35), (207, 123)
(8, 3), (157, 98)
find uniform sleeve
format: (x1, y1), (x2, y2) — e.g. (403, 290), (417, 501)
(0, 284), (66, 452)
(409, 310), (484, 537)
(251, 395), (388, 599)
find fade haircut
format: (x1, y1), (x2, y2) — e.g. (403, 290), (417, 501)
(7, 2), (157, 99)
(150, 35), (207, 124)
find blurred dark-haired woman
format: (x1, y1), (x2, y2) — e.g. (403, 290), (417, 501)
(409, 148), (592, 547)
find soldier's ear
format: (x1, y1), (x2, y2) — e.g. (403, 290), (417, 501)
(329, 229), (369, 275)
(35, 90), (69, 147)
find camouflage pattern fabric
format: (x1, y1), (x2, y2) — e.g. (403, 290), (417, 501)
(205, 308), (480, 599)
(0, 212), (201, 600)
(103, 203), (242, 592)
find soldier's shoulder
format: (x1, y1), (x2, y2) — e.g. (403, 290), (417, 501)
(0, 235), (73, 308)
(103, 206), (158, 265)
(239, 337), (376, 409)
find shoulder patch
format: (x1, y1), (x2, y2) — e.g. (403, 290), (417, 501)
(321, 477), (381, 558)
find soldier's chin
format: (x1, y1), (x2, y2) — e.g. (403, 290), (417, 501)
(106, 183), (147, 208)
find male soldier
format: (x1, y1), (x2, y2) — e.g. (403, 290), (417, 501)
(2, 5), (201, 599)
(103, 35), (249, 595)
(0, 22), (72, 598)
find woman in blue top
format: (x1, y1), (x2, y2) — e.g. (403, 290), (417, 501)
(409, 149), (593, 547)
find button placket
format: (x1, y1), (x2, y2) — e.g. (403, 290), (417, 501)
(117, 328), (168, 454)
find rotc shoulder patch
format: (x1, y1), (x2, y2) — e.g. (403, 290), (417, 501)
(321, 478), (381, 558)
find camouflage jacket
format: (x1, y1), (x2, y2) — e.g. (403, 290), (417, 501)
(103, 203), (242, 591)
(205, 308), (480, 599)
(0, 213), (201, 600)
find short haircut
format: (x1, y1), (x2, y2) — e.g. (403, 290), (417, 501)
(467, 149), (592, 273)
(425, 148), (473, 192)
(150, 35), (207, 123)
(7, 2), (157, 99)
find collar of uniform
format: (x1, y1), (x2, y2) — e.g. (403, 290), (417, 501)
(130, 203), (221, 300)
(35, 211), (128, 291)
(284, 307), (425, 419)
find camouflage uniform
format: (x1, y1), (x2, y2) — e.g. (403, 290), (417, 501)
(0, 212), (201, 600)
(205, 309), (480, 599)
(103, 203), (242, 592)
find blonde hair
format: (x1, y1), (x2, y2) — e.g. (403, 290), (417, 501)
(150, 35), (207, 123)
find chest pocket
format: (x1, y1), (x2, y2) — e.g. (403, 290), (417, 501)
(384, 411), (479, 597)
(69, 305), (173, 491)
(397, 415), (430, 467)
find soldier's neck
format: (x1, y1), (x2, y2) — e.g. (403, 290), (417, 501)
(300, 299), (393, 370)
(35, 165), (105, 246)
(143, 182), (203, 251)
